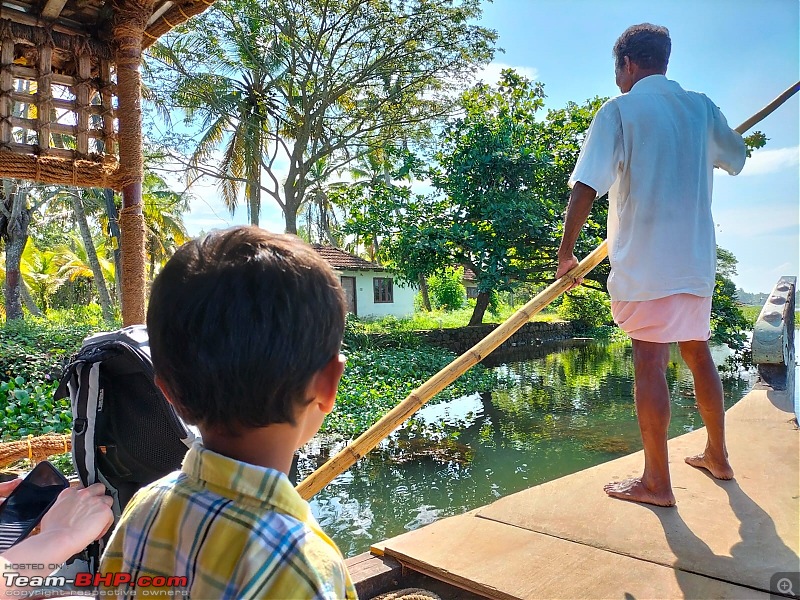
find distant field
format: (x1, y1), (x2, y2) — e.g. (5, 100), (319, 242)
(739, 304), (800, 329)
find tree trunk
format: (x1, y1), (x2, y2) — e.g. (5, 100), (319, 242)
(248, 174), (260, 227)
(316, 190), (338, 246)
(1, 183), (31, 321)
(71, 193), (115, 322)
(284, 181), (300, 234)
(3, 232), (26, 321)
(468, 291), (490, 326)
(148, 236), (156, 282)
(418, 273), (432, 311)
(103, 189), (123, 305)
(20, 281), (42, 316)
(247, 135), (262, 226)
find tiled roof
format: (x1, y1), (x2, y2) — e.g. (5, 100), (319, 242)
(312, 245), (385, 271)
(462, 267), (477, 282)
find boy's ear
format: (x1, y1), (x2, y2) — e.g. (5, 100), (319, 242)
(155, 375), (196, 427)
(311, 354), (346, 414)
(155, 375), (180, 410)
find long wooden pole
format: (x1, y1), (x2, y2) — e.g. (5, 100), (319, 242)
(297, 80), (800, 500)
(734, 81), (799, 135)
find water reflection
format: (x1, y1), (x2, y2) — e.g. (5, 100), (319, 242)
(296, 339), (756, 558)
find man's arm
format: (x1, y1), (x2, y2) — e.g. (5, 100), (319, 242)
(555, 181), (598, 288)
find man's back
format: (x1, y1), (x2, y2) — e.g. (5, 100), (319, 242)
(101, 443), (356, 599)
(589, 75), (745, 300)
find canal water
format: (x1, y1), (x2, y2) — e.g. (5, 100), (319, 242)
(295, 339), (757, 558)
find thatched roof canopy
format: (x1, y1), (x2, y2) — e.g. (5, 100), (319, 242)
(1, 0), (217, 324)
(0, 0), (215, 188)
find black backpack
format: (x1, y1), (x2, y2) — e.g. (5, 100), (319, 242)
(54, 325), (194, 559)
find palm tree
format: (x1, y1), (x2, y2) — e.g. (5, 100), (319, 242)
(1, 181), (60, 320)
(0, 248), (42, 317)
(20, 240), (65, 314)
(58, 232), (116, 305)
(300, 158), (351, 246)
(146, 3), (282, 226)
(141, 172), (190, 281)
(52, 188), (116, 321)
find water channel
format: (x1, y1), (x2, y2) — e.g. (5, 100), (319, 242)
(294, 338), (757, 558)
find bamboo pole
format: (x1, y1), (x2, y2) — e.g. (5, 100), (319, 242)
(296, 80), (800, 501)
(297, 241), (609, 499)
(734, 81), (799, 135)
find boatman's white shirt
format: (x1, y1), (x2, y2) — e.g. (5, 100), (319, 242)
(569, 74), (746, 301)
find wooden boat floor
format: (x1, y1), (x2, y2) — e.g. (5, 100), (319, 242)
(371, 386), (798, 599)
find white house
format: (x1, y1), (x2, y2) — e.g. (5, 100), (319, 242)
(312, 245), (416, 318)
(463, 267), (479, 299)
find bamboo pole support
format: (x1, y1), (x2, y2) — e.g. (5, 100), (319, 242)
(0, 39), (14, 148)
(36, 44), (52, 154)
(296, 80), (800, 501)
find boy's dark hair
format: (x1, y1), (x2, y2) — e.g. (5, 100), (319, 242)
(147, 226), (346, 431)
(613, 23), (671, 72)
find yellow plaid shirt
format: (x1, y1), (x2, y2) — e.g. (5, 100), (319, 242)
(101, 442), (357, 599)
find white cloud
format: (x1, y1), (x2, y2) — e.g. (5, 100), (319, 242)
(471, 62), (539, 86)
(739, 146), (799, 176)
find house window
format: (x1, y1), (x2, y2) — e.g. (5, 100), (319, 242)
(373, 277), (394, 303)
(466, 286), (480, 299)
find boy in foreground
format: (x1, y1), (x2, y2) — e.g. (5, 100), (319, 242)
(101, 226), (357, 599)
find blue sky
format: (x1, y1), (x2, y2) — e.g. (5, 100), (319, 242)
(181, 0), (799, 294)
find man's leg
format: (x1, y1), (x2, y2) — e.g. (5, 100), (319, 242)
(604, 339), (676, 506)
(678, 340), (734, 479)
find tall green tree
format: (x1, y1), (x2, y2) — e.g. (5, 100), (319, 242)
(428, 70), (605, 325)
(712, 246), (750, 353)
(147, 0), (496, 232)
(146, 0), (281, 226)
(341, 74), (607, 324)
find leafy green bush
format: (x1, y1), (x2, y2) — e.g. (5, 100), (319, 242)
(487, 289), (501, 318)
(1, 309), (113, 441)
(2, 308), (511, 442)
(1, 317), (101, 385)
(428, 267), (466, 311)
(1, 376), (69, 440)
(558, 287), (612, 329)
(343, 314), (420, 350)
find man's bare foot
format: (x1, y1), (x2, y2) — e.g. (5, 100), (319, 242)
(603, 477), (676, 507)
(685, 453), (734, 480)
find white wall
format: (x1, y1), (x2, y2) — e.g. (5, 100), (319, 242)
(339, 269), (416, 318)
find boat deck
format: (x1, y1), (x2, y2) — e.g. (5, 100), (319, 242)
(363, 383), (799, 599)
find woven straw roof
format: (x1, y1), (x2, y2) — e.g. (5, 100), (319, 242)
(1, 0), (217, 325)
(1, 0), (214, 60)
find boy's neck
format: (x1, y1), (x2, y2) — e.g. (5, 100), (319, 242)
(200, 423), (300, 475)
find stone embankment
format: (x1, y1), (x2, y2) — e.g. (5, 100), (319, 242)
(414, 321), (577, 354)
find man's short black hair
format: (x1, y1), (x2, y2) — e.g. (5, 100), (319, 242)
(613, 23), (671, 72)
(147, 226), (346, 432)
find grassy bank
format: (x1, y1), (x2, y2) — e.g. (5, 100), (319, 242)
(739, 304), (800, 329)
(1, 307), (511, 443)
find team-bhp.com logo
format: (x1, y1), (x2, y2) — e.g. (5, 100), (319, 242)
(3, 572), (188, 590)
